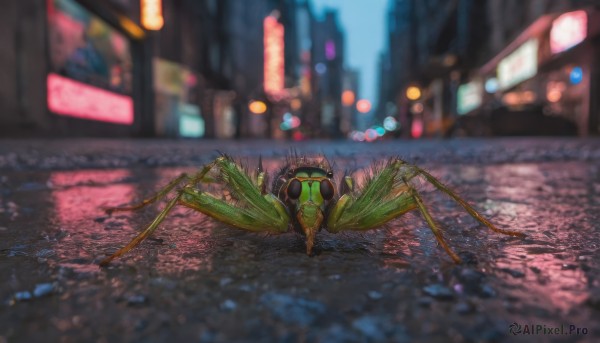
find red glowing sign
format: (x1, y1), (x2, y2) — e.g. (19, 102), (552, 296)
(47, 73), (134, 125)
(550, 10), (587, 54)
(264, 16), (285, 96)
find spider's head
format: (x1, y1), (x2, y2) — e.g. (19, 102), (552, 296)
(283, 167), (335, 255)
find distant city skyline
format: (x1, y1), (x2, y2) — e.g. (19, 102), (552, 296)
(312, 0), (388, 111)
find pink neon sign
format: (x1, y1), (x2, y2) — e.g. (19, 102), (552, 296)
(47, 73), (134, 125)
(550, 10), (587, 54)
(264, 16), (285, 96)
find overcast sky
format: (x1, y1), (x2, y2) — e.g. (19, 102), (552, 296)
(311, 0), (388, 107)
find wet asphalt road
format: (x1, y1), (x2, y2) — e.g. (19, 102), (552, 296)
(0, 138), (599, 342)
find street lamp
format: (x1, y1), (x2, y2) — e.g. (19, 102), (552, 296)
(406, 86), (421, 101)
(249, 100), (267, 114)
(341, 90), (355, 107)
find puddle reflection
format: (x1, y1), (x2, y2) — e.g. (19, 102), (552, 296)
(50, 169), (135, 274)
(435, 162), (595, 313)
(484, 162), (594, 313)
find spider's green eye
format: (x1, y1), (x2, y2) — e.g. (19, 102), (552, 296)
(287, 179), (302, 199)
(320, 179), (334, 200)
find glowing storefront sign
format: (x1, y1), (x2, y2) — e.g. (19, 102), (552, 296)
(550, 10), (587, 54)
(178, 104), (204, 138)
(141, 0), (164, 30)
(498, 39), (538, 90)
(47, 73), (134, 125)
(264, 16), (285, 97)
(457, 81), (483, 115)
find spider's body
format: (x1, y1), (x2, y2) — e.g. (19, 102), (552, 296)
(273, 160), (336, 254)
(99, 154), (524, 266)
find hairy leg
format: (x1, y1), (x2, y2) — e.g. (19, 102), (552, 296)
(398, 160), (525, 237)
(99, 157), (290, 266)
(404, 178), (461, 263)
(103, 173), (189, 214)
(326, 158), (522, 263)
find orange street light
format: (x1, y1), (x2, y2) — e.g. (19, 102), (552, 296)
(406, 86), (422, 101)
(341, 90), (356, 106)
(249, 100), (267, 114)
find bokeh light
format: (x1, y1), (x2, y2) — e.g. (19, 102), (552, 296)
(249, 100), (267, 114)
(383, 116), (398, 131)
(406, 86), (421, 100)
(356, 99), (372, 113)
(341, 90), (356, 106)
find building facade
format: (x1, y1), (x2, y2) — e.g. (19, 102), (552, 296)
(0, 0), (346, 139)
(0, 0), (155, 137)
(379, 0), (600, 138)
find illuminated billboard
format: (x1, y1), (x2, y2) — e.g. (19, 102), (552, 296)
(550, 10), (587, 54)
(498, 39), (538, 91)
(264, 16), (285, 97)
(47, 0), (134, 124)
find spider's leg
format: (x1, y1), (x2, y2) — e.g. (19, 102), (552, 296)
(100, 157), (290, 266)
(103, 173), (189, 214)
(403, 178), (461, 263)
(100, 192), (182, 266)
(327, 162), (417, 232)
(179, 156), (289, 232)
(102, 162), (216, 214)
(326, 162), (461, 262)
(338, 171), (354, 196)
(399, 161), (525, 237)
(179, 189), (289, 233)
(256, 155), (269, 195)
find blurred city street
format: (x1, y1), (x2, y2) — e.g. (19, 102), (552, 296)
(1, 138), (599, 342)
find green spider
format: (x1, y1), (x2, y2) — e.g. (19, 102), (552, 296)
(99, 154), (524, 266)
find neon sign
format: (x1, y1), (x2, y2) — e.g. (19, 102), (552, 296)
(264, 16), (285, 97)
(141, 0), (164, 30)
(498, 39), (538, 90)
(47, 73), (134, 125)
(550, 10), (587, 54)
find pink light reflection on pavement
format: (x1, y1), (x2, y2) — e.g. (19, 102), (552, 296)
(50, 167), (218, 274)
(481, 162), (592, 313)
(50, 169), (134, 274)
